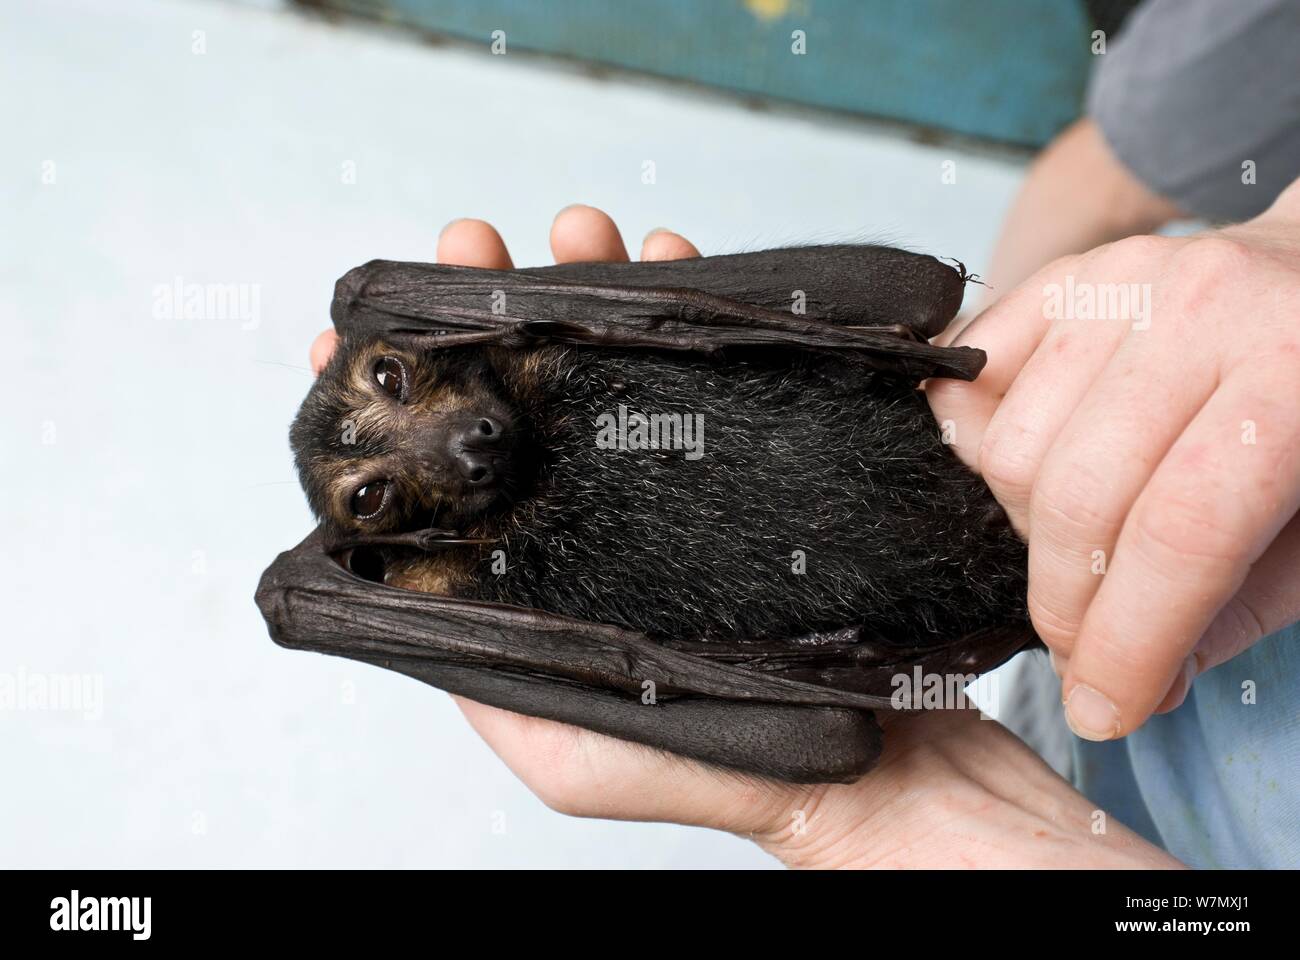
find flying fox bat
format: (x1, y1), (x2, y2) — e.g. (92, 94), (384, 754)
(256, 244), (1035, 784)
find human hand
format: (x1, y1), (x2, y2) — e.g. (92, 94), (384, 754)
(306, 205), (1180, 868)
(928, 180), (1300, 742)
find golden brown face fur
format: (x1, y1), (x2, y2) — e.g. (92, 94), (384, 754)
(290, 338), (545, 545)
(376, 550), (475, 594)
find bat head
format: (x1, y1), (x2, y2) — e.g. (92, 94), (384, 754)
(289, 335), (534, 546)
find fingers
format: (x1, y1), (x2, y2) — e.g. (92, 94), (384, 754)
(1155, 509), (1300, 714)
(1195, 509), (1300, 671)
(641, 227), (700, 262)
(1025, 334), (1215, 652)
(974, 319), (1130, 535)
(550, 204), (629, 264)
(309, 329), (339, 376)
(925, 269), (1062, 474)
(1063, 369), (1300, 738)
(1154, 504), (1300, 715)
(436, 218), (514, 269)
(453, 696), (797, 833)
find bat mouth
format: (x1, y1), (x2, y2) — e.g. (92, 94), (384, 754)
(438, 486), (505, 520)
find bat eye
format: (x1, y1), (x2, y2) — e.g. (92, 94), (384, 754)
(374, 357), (407, 400)
(350, 480), (390, 518)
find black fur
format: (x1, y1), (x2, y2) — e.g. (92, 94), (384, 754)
(467, 348), (1028, 646)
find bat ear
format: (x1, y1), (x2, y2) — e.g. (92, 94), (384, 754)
(329, 261), (376, 331)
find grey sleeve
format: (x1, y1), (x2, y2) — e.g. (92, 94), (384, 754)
(1087, 0), (1300, 223)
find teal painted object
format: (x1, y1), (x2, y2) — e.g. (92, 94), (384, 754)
(312, 0), (1094, 146)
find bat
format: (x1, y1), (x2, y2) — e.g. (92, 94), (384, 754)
(257, 244), (1036, 784)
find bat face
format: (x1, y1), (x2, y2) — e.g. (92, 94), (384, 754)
(290, 337), (535, 544)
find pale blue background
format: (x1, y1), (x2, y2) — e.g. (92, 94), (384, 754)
(0, 0), (1026, 866)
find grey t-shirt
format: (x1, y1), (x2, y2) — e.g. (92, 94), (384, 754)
(1087, 0), (1300, 222)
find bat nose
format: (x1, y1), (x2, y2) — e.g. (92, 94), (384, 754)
(449, 417), (507, 486)
(455, 451), (495, 486)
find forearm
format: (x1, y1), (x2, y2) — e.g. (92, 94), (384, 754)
(979, 119), (1184, 305)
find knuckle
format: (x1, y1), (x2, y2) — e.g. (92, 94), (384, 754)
(924, 376), (970, 418)
(1130, 492), (1244, 566)
(1026, 590), (1083, 651)
(1205, 594), (1267, 659)
(1042, 253), (1082, 275)
(978, 429), (1038, 501)
(1159, 237), (1259, 324)
(1173, 235), (1257, 276)
(1105, 233), (1170, 264)
(1033, 253), (1086, 287)
(1031, 461), (1125, 540)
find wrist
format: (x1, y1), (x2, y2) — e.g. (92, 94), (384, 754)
(1222, 184), (1300, 264)
(1263, 177), (1300, 222)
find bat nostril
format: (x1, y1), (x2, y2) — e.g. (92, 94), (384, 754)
(472, 417), (505, 445)
(457, 451), (494, 486)
(456, 417), (505, 452)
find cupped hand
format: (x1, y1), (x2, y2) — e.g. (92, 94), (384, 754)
(306, 205), (1179, 868)
(928, 181), (1300, 742)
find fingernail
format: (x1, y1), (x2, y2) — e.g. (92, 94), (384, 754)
(1173, 653), (1199, 702)
(643, 227), (670, 244)
(1064, 683), (1120, 741)
(1155, 655), (1198, 714)
(1048, 649), (1066, 677)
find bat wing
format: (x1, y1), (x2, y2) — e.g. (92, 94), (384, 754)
(659, 625), (1033, 702)
(329, 245), (984, 382)
(256, 530), (886, 783)
(522, 244), (970, 338)
(257, 532), (1032, 783)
